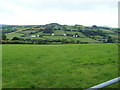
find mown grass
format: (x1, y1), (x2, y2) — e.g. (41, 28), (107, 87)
(2, 43), (119, 88)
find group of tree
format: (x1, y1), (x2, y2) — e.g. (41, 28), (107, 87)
(2, 34), (7, 40)
(79, 30), (107, 38)
(43, 26), (54, 33)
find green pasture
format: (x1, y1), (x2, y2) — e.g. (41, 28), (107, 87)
(19, 30), (36, 35)
(0, 45), (2, 89)
(65, 31), (86, 38)
(109, 34), (118, 39)
(43, 36), (99, 43)
(100, 29), (115, 34)
(43, 36), (69, 40)
(53, 30), (65, 35)
(33, 31), (51, 36)
(71, 37), (100, 42)
(6, 32), (23, 39)
(2, 43), (119, 88)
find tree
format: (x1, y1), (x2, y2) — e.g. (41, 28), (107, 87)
(43, 26), (54, 33)
(2, 34), (7, 40)
(61, 39), (69, 44)
(12, 37), (20, 40)
(92, 25), (97, 28)
(106, 36), (113, 43)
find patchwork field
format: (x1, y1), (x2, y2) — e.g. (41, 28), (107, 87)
(2, 43), (119, 88)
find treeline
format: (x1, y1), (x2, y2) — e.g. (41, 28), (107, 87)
(1, 40), (89, 44)
(79, 30), (107, 37)
(1, 25), (21, 34)
(1, 40), (33, 44)
(1, 33), (115, 44)
(1, 36), (89, 44)
(1, 37), (114, 44)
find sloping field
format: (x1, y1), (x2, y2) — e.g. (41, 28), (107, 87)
(6, 32), (24, 39)
(2, 43), (119, 88)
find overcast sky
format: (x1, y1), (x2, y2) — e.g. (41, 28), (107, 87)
(0, 0), (118, 27)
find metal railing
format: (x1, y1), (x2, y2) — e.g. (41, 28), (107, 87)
(86, 77), (120, 90)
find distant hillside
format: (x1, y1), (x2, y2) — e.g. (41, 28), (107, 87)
(1, 23), (119, 44)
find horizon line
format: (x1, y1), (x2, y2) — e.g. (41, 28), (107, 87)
(0, 23), (117, 28)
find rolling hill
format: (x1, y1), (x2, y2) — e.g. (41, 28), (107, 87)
(1, 23), (119, 44)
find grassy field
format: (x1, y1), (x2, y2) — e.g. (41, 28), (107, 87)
(6, 32), (24, 39)
(53, 30), (65, 35)
(2, 43), (119, 88)
(0, 45), (2, 89)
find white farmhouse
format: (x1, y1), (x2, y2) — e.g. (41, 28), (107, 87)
(37, 35), (39, 37)
(51, 33), (54, 36)
(75, 35), (78, 37)
(31, 35), (36, 37)
(63, 34), (66, 36)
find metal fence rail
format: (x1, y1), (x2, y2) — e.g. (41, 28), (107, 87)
(86, 77), (120, 90)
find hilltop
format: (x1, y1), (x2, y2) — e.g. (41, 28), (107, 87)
(1, 23), (119, 44)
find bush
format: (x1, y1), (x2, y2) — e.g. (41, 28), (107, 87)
(12, 37), (20, 40)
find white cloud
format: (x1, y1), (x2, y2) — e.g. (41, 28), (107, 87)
(0, 0), (118, 27)
(1, 10), (117, 27)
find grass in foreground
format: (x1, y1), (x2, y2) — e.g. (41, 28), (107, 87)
(2, 43), (119, 88)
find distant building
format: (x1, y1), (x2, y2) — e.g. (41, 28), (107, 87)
(22, 35), (40, 37)
(75, 35), (78, 37)
(63, 34), (66, 36)
(37, 35), (39, 37)
(51, 33), (54, 36)
(31, 35), (36, 37)
(73, 34), (79, 38)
